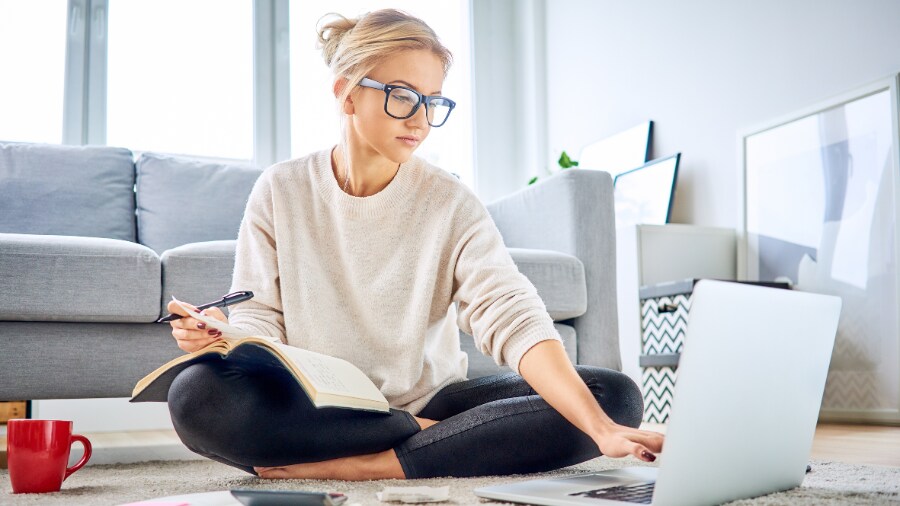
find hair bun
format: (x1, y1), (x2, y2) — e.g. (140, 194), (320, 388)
(317, 13), (357, 67)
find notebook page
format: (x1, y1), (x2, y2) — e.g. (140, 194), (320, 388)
(275, 345), (385, 402)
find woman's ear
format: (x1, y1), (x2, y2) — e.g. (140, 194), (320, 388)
(333, 77), (355, 115)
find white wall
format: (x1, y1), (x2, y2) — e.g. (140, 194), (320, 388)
(543, 0), (900, 227)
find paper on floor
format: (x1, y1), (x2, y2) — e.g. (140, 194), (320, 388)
(376, 485), (450, 503)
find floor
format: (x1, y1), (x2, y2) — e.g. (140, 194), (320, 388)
(2, 422), (899, 469)
(641, 422), (900, 468)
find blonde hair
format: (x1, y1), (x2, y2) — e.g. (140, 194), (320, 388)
(316, 9), (453, 189)
(318, 9), (453, 110)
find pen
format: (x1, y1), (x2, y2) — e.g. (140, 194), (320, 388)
(155, 291), (254, 323)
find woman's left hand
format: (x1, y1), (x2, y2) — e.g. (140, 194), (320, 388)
(591, 423), (664, 462)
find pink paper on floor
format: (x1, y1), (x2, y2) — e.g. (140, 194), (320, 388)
(121, 502), (190, 506)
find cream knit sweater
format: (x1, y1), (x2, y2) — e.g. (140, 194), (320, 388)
(226, 148), (562, 415)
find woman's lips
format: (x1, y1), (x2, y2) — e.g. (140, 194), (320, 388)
(397, 136), (419, 147)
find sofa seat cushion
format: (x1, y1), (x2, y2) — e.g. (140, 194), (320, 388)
(136, 153), (261, 254)
(0, 141), (137, 241)
(160, 240), (239, 318)
(462, 323), (577, 378)
(508, 248), (587, 320)
(0, 233), (161, 322)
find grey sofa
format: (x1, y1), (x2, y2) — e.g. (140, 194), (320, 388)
(0, 140), (620, 401)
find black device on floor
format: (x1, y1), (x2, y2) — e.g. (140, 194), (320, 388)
(230, 489), (348, 506)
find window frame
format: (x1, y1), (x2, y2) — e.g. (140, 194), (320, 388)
(59, 0), (485, 184)
(61, 0), (290, 166)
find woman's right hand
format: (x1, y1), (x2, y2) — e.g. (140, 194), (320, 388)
(167, 300), (230, 353)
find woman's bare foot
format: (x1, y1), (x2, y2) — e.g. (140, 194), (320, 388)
(253, 416), (439, 480)
(413, 415), (439, 430)
(254, 448), (405, 481)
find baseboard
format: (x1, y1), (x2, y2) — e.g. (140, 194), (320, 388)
(1, 429), (204, 469)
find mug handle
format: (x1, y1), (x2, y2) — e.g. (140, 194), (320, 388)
(64, 434), (93, 480)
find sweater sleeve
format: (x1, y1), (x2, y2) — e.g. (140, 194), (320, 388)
(226, 170), (287, 342)
(451, 197), (563, 375)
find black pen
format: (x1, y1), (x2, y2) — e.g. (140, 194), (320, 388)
(155, 291), (254, 323)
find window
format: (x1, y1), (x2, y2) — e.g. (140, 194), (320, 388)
(0, 0), (68, 144)
(106, 0), (254, 159)
(289, 1), (475, 189)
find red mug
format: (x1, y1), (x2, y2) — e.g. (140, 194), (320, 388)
(6, 419), (92, 494)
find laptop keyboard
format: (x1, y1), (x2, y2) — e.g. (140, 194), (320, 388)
(569, 482), (655, 503)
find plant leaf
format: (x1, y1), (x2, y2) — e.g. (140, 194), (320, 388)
(558, 150), (579, 169)
(527, 176), (538, 185)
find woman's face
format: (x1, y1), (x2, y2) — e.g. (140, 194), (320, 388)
(345, 49), (445, 165)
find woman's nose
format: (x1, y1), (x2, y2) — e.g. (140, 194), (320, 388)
(407, 104), (430, 128)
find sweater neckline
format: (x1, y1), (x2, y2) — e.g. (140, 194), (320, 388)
(314, 148), (422, 218)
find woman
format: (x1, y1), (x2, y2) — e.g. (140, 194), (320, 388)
(165, 9), (663, 480)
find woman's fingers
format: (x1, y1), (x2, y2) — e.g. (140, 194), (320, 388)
(616, 438), (656, 463)
(201, 306), (229, 323)
(254, 466), (287, 479)
(596, 426), (664, 463)
(171, 315), (218, 332)
(629, 430), (665, 453)
(164, 300), (231, 353)
(167, 299), (196, 316)
(171, 324), (221, 353)
(636, 445), (657, 462)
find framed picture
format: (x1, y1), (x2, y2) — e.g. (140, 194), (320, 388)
(612, 153), (680, 229)
(738, 74), (900, 423)
(578, 120), (653, 175)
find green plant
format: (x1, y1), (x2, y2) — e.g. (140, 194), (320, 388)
(528, 150), (579, 185)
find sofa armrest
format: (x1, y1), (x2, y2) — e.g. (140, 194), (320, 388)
(485, 169), (620, 370)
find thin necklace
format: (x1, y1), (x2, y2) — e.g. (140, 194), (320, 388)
(341, 161), (401, 196)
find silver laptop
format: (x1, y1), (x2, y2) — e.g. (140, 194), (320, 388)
(474, 280), (842, 506)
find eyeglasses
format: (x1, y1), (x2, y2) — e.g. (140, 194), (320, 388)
(358, 77), (456, 127)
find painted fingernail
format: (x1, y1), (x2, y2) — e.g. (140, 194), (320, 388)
(215, 331), (223, 337)
(641, 450), (656, 462)
(207, 329), (218, 335)
(197, 322), (206, 329)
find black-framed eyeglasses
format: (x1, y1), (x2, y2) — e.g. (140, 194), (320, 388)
(358, 77), (456, 127)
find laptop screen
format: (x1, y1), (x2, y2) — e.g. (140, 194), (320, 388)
(613, 153), (680, 229)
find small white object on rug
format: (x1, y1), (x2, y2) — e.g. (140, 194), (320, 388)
(376, 485), (450, 503)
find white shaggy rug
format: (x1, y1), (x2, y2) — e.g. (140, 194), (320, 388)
(1, 457), (898, 505)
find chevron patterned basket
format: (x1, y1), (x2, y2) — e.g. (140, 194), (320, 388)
(639, 280), (694, 423)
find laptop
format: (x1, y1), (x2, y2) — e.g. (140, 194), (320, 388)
(474, 280), (842, 506)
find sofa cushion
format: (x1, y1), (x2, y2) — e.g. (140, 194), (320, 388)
(462, 323), (577, 378)
(508, 248), (587, 320)
(0, 233), (161, 322)
(160, 240), (239, 318)
(0, 141), (136, 241)
(136, 152), (261, 254)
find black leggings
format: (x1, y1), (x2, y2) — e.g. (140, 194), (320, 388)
(167, 360), (644, 479)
